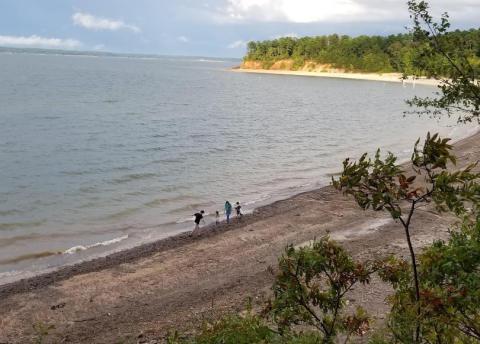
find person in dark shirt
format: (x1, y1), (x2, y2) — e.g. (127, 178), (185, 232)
(192, 210), (205, 235)
(235, 202), (242, 220)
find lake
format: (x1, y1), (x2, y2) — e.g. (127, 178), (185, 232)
(0, 51), (474, 282)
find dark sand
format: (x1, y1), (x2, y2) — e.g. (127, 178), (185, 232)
(0, 132), (479, 344)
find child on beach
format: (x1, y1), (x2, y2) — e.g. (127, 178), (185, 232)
(225, 201), (232, 224)
(235, 202), (242, 220)
(192, 210), (205, 235)
(215, 211), (220, 225)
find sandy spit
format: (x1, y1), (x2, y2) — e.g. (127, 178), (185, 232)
(0, 132), (479, 343)
(232, 68), (441, 86)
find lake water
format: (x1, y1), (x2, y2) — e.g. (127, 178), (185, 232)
(0, 52), (476, 282)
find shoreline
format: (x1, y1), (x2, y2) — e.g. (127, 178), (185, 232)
(1, 131), (479, 343)
(0, 129), (478, 296)
(0, 178), (330, 297)
(0, 211), (258, 296)
(232, 68), (441, 86)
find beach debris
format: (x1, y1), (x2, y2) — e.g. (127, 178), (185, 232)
(73, 316), (98, 323)
(50, 302), (66, 310)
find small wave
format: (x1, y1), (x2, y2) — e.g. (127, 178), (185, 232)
(0, 220), (46, 231)
(167, 201), (216, 214)
(134, 147), (166, 153)
(448, 124), (480, 142)
(194, 59), (225, 63)
(103, 206), (144, 220)
(79, 186), (98, 193)
(160, 185), (189, 193)
(148, 158), (183, 165)
(78, 201), (98, 209)
(0, 209), (24, 216)
(144, 194), (199, 207)
(0, 251), (60, 265)
(64, 235), (129, 255)
(124, 190), (147, 196)
(254, 176), (308, 188)
(206, 147), (229, 154)
(176, 216), (194, 224)
(61, 170), (93, 176)
(110, 172), (158, 185)
(189, 133), (213, 139)
(244, 195), (270, 206)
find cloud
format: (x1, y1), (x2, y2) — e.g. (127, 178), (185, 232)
(223, 0), (365, 22)
(177, 35), (190, 43)
(273, 33), (300, 39)
(228, 40), (248, 48)
(218, 0), (480, 23)
(0, 35), (82, 49)
(72, 12), (141, 33)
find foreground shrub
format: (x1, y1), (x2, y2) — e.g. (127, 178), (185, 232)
(192, 313), (275, 344)
(333, 131), (480, 343)
(376, 218), (480, 343)
(170, 238), (378, 344)
(269, 238), (377, 343)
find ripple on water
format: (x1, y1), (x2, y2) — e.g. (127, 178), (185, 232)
(0, 220), (46, 231)
(167, 201), (217, 215)
(110, 172), (160, 185)
(143, 194), (200, 207)
(101, 206), (145, 221)
(0, 209), (24, 216)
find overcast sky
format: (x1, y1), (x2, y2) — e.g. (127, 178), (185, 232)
(0, 0), (479, 57)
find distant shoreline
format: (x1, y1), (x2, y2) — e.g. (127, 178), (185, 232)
(232, 68), (441, 86)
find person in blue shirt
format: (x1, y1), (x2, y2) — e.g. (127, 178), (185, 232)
(224, 201), (232, 224)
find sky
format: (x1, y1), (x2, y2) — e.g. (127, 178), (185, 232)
(0, 0), (479, 57)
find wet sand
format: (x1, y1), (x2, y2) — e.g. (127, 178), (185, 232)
(0, 132), (479, 343)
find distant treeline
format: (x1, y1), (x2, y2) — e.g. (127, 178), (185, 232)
(244, 30), (480, 75)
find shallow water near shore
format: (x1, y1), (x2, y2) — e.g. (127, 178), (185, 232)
(0, 51), (476, 282)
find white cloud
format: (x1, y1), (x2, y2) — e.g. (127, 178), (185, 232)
(177, 35), (190, 43)
(273, 33), (300, 39)
(219, 0), (480, 23)
(0, 35), (82, 49)
(224, 0), (365, 23)
(228, 40), (248, 48)
(72, 12), (141, 33)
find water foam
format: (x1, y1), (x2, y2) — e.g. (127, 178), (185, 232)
(63, 235), (129, 254)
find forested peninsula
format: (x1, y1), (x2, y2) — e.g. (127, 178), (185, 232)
(241, 30), (480, 75)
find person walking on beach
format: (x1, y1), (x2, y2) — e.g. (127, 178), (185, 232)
(235, 202), (243, 220)
(215, 211), (220, 225)
(192, 210), (205, 236)
(224, 201), (232, 224)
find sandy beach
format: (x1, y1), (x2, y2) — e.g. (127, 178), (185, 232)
(232, 68), (441, 86)
(0, 131), (479, 343)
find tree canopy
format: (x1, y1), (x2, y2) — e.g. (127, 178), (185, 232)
(244, 30), (480, 75)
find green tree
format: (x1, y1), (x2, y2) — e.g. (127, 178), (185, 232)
(333, 133), (480, 342)
(269, 238), (378, 343)
(406, 0), (480, 123)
